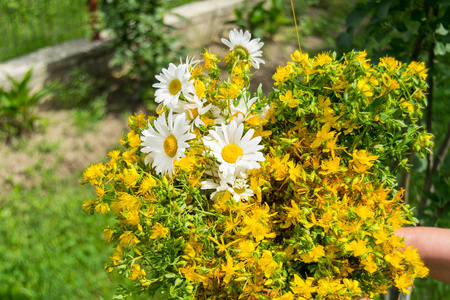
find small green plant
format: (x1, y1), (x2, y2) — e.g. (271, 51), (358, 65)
(0, 69), (53, 141)
(100, 0), (185, 99)
(228, 0), (289, 39)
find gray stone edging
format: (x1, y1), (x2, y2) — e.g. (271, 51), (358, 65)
(0, 0), (255, 92)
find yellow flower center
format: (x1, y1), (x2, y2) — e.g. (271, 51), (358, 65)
(163, 134), (178, 157)
(221, 144), (243, 163)
(233, 45), (250, 60)
(168, 79), (182, 95)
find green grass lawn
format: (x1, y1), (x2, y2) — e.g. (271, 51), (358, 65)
(0, 168), (120, 299)
(0, 0), (199, 62)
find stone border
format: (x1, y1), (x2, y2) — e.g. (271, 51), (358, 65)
(0, 0), (256, 92)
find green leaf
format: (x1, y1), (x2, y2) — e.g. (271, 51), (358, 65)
(436, 23), (449, 35)
(346, 4), (372, 30)
(380, 113), (389, 122)
(375, 0), (391, 19)
(337, 31), (353, 49)
(434, 41), (449, 56)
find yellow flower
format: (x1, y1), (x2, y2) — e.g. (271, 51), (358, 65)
(280, 90), (298, 108)
(320, 156), (340, 174)
(351, 149), (378, 173)
(357, 78), (374, 99)
(343, 278), (361, 293)
(200, 116), (215, 127)
(241, 214), (276, 241)
(182, 242), (196, 259)
(195, 80), (206, 98)
(400, 99), (414, 113)
(82, 199), (94, 212)
(103, 228), (114, 243)
(110, 246), (123, 265)
(354, 50), (371, 69)
(124, 209), (140, 227)
(221, 255), (241, 284)
(127, 130), (141, 148)
(203, 49), (219, 70)
(355, 205), (374, 221)
(122, 148), (138, 165)
(318, 109), (340, 127)
(273, 64), (293, 85)
(138, 175), (157, 194)
(282, 200), (303, 228)
(273, 291), (295, 300)
(83, 163), (106, 185)
(291, 50), (309, 63)
(311, 123), (335, 148)
(316, 278), (344, 295)
(313, 52), (332, 67)
(406, 61), (427, 80)
(150, 222), (169, 239)
(385, 253), (404, 269)
(372, 227), (389, 244)
(362, 255), (378, 273)
(128, 112), (147, 129)
(395, 273), (413, 294)
(382, 74), (400, 92)
(300, 245), (325, 263)
(121, 167), (139, 188)
(95, 202), (110, 214)
(258, 250), (281, 278)
(290, 275), (317, 298)
(345, 239), (368, 256)
(111, 192), (141, 215)
(179, 265), (205, 283)
(238, 240), (258, 258)
(129, 264), (146, 280)
(108, 149), (121, 164)
(379, 56), (401, 73)
(119, 230), (140, 246)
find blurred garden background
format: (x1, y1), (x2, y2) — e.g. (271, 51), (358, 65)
(0, 0), (449, 299)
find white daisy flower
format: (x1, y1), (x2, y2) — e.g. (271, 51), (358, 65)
(230, 91), (259, 124)
(221, 28), (265, 69)
(153, 62), (194, 109)
(184, 94), (212, 129)
(201, 170), (254, 203)
(140, 112), (195, 177)
(183, 55), (201, 71)
(203, 121), (264, 177)
(210, 105), (226, 125)
(227, 178), (254, 203)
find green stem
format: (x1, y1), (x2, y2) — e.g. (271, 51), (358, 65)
(349, 125), (370, 153)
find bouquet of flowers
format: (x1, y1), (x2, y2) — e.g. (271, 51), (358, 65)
(82, 29), (432, 299)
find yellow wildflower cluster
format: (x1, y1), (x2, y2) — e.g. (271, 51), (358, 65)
(81, 29), (432, 299)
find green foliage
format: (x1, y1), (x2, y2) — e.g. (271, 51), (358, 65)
(0, 69), (54, 141)
(413, 277), (450, 300)
(228, 0), (289, 39)
(336, 0), (450, 61)
(0, 0), (89, 62)
(336, 1), (450, 296)
(337, 0), (450, 226)
(100, 0), (184, 98)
